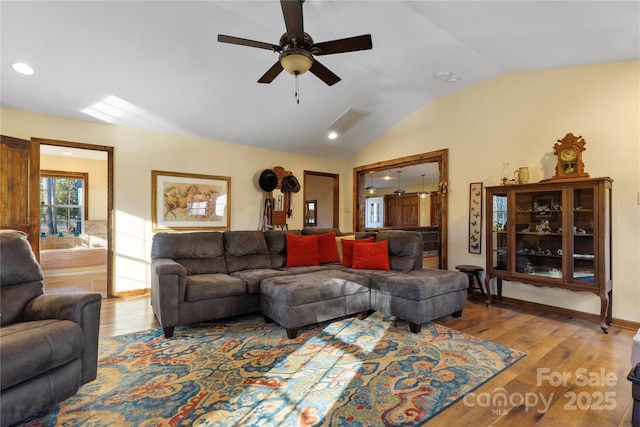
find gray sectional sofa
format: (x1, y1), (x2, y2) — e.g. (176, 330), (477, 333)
(151, 228), (468, 338)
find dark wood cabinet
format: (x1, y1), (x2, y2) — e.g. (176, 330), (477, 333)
(485, 177), (613, 333)
(385, 193), (419, 227)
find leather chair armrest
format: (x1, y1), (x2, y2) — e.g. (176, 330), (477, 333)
(151, 259), (187, 337)
(154, 258), (187, 277)
(24, 293), (102, 383)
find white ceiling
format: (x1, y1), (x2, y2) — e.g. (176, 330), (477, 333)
(2, 1), (639, 163)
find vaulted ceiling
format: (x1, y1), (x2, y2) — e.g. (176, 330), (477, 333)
(2, 1), (638, 160)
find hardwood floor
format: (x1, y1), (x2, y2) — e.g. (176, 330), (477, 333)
(98, 295), (636, 426)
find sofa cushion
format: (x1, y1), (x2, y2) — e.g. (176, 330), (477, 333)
(265, 230), (301, 268)
(286, 234), (319, 267)
(317, 232), (340, 264)
(370, 269), (468, 300)
(301, 227), (342, 236)
(375, 230), (423, 272)
(352, 240), (390, 271)
(230, 269), (292, 294)
(0, 230), (45, 326)
(224, 231), (271, 273)
(0, 319), (83, 390)
(340, 236), (375, 267)
(334, 235), (355, 262)
(261, 270), (370, 307)
(151, 231), (227, 275)
(185, 274), (246, 301)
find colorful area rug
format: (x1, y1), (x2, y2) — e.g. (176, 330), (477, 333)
(20, 312), (525, 426)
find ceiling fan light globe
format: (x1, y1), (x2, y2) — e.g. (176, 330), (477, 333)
(280, 50), (313, 75)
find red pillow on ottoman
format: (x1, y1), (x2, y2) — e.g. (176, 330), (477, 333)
(340, 236), (375, 267)
(286, 234), (319, 267)
(317, 232), (340, 264)
(352, 240), (390, 271)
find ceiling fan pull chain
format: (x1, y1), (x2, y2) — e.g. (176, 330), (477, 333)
(294, 72), (300, 104)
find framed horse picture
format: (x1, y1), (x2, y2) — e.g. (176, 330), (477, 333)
(151, 170), (231, 231)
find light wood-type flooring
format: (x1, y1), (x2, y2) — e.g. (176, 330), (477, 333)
(98, 294), (635, 426)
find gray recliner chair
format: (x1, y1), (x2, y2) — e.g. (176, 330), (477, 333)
(0, 230), (102, 427)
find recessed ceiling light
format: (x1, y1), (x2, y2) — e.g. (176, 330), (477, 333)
(12, 62), (34, 75)
(62, 152), (73, 156)
(328, 131), (338, 140)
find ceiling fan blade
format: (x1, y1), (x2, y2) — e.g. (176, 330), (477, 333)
(280, 0), (304, 43)
(312, 34), (373, 55)
(258, 61), (284, 84)
(218, 34), (280, 52)
(309, 60), (341, 86)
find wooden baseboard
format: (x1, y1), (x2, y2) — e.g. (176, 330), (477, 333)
(112, 289), (150, 298)
(490, 295), (640, 331)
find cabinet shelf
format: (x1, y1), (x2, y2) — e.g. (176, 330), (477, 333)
(485, 177), (612, 333)
(516, 209), (562, 214)
(516, 252), (562, 258)
(516, 232), (562, 236)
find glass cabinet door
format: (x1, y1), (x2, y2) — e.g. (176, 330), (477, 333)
(490, 192), (508, 271)
(514, 190), (563, 278)
(573, 187), (595, 283)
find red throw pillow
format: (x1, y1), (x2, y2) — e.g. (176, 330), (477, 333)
(286, 234), (319, 267)
(341, 236), (375, 267)
(317, 232), (340, 264)
(352, 240), (390, 271)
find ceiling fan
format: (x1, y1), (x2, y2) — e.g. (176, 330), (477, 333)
(217, 0), (372, 88)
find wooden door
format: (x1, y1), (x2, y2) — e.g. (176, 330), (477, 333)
(402, 195), (419, 226)
(384, 196), (403, 227)
(384, 194), (420, 227)
(0, 136), (40, 257)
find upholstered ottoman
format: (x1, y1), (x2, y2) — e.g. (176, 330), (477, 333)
(260, 269), (371, 338)
(370, 269), (468, 333)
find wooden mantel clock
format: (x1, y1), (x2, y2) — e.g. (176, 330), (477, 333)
(551, 132), (590, 180)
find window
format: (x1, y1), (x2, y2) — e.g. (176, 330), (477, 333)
(370, 201), (380, 223)
(40, 171), (88, 236)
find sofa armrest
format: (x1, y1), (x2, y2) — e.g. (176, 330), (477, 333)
(24, 292), (102, 384)
(151, 259), (187, 335)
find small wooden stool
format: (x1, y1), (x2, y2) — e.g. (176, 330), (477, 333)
(455, 265), (489, 306)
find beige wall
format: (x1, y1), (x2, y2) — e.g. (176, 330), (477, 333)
(1, 108), (344, 293)
(2, 59), (638, 322)
(347, 60), (640, 322)
(41, 154), (108, 220)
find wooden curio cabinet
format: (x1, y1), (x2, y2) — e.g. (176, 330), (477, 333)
(485, 177), (613, 333)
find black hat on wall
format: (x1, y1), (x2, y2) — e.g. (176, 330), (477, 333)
(259, 169), (278, 192)
(281, 175), (300, 193)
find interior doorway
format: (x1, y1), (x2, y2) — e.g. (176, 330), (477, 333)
(35, 138), (114, 297)
(303, 171), (339, 229)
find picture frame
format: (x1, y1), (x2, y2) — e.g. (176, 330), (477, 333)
(151, 170), (230, 231)
(468, 182), (483, 254)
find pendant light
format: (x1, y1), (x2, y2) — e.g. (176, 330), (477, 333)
(394, 170), (405, 195)
(418, 174), (430, 198)
(365, 172), (376, 194)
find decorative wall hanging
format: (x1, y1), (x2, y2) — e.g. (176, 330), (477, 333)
(468, 182), (483, 254)
(152, 170), (230, 231)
